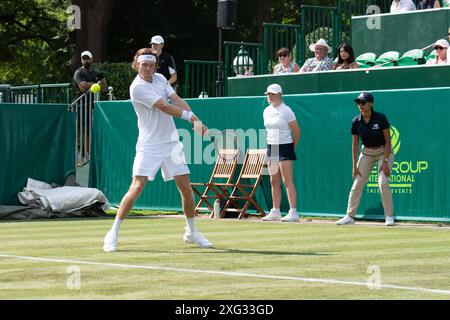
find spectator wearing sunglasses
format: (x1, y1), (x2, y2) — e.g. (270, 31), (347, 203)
(336, 92), (395, 227)
(273, 48), (300, 74)
(426, 39), (449, 65)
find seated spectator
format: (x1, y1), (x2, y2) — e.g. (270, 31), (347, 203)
(417, 0), (441, 9)
(273, 48), (300, 74)
(426, 39), (449, 65)
(299, 39), (334, 73)
(390, 0), (417, 13)
(333, 43), (360, 70)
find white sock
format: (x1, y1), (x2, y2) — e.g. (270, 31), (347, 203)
(271, 208), (280, 215)
(185, 217), (196, 234)
(111, 217), (123, 234)
(289, 208), (297, 214)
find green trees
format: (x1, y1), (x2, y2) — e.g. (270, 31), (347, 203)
(0, 0), (337, 88)
(0, 0), (73, 84)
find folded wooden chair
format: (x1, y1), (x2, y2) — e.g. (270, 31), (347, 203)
(191, 149), (240, 217)
(221, 149), (267, 219)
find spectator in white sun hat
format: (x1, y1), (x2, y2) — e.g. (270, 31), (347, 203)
(261, 84), (301, 223)
(299, 39), (334, 73)
(426, 39), (449, 65)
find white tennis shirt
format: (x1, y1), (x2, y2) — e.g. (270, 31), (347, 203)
(263, 103), (296, 145)
(129, 73), (178, 146)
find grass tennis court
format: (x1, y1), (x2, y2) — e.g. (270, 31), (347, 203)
(0, 214), (449, 300)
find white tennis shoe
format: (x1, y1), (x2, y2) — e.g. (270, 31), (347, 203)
(262, 210), (281, 221)
(103, 230), (118, 252)
(336, 215), (355, 225)
(281, 210), (299, 222)
(385, 216), (395, 226)
(184, 231), (214, 248)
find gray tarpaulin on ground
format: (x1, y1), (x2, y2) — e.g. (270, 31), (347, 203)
(0, 178), (110, 221)
(0, 178), (109, 220)
(0, 205), (107, 220)
(17, 178), (110, 213)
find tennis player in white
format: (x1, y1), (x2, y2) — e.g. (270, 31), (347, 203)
(103, 48), (213, 252)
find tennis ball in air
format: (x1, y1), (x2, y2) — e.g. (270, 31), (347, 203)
(91, 83), (101, 94)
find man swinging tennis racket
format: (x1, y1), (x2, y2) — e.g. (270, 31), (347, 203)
(103, 48), (213, 252)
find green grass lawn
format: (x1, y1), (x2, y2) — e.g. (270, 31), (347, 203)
(0, 216), (449, 300)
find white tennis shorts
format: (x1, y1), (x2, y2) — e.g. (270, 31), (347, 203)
(132, 140), (190, 181)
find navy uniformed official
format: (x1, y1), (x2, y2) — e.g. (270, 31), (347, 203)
(336, 92), (395, 226)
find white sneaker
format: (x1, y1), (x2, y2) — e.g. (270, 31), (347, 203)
(262, 210), (281, 221)
(281, 211), (299, 222)
(103, 230), (118, 252)
(184, 231), (214, 248)
(385, 216), (395, 226)
(336, 215), (355, 225)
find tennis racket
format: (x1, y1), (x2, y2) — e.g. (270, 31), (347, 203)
(207, 129), (240, 161)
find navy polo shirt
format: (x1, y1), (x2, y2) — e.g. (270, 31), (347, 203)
(157, 52), (177, 81)
(351, 111), (390, 147)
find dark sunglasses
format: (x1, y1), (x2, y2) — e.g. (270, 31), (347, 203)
(278, 53), (288, 57)
(434, 46), (446, 50)
(356, 100), (368, 106)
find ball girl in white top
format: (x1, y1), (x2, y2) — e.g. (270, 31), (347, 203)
(262, 84), (301, 222)
(103, 48), (213, 252)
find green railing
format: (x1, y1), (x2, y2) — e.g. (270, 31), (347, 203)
(183, 60), (219, 98)
(300, 5), (340, 64)
(7, 83), (73, 104)
(224, 41), (264, 95)
(9, 85), (41, 103)
(263, 23), (302, 74)
(40, 83), (73, 104)
(182, 1), (400, 98)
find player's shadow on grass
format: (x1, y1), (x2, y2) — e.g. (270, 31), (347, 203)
(119, 248), (331, 256)
(213, 248), (330, 256)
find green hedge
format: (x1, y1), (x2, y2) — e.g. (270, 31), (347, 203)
(95, 62), (136, 100)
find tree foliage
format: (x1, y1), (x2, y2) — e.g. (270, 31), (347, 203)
(1, 0), (338, 86)
(0, 0), (73, 84)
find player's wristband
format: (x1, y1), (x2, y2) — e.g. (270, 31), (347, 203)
(181, 110), (194, 122)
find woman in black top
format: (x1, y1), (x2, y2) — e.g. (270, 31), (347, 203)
(336, 92), (395, 226)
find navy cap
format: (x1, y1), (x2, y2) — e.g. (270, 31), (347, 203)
(354, 92), (374, 103)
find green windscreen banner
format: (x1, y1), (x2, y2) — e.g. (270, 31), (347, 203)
(91, 87), (450, 222)
(0, 104), (76, 205)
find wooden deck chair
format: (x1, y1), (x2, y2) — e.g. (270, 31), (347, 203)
(191, 149), (239, 217)
(221, 149), (267, 219)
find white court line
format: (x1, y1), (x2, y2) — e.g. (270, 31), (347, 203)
(1, 253), (450, 296)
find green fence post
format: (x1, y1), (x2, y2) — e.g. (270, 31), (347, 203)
(299, 7), (306, 66)
(37, 85), (41, 104)
(263, 23), (269, 74)
(184, 61), (189, 98)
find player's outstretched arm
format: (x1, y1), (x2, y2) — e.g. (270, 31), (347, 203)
(169, 93), (191, 111)
(153, 98), (188, 119)
(153, 98), (208, 135)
